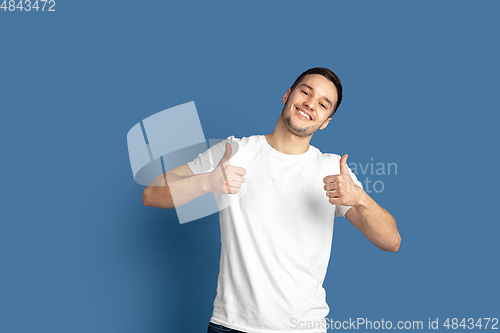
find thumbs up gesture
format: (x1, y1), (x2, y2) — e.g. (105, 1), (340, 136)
(323, 154), (363, 206)
(208, 143), (246, 194)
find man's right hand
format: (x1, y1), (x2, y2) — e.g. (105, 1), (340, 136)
(208, 143), (246, 194)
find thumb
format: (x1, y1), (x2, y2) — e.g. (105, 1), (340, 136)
(339, 154), (349, 175)
(220, 142), (232, 164)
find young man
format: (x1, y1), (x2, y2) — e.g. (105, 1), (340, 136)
(143, 68), (401, 333)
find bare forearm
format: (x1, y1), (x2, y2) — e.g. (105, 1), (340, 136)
(143, 173), (209, 209)
(354, 192), (401, 252)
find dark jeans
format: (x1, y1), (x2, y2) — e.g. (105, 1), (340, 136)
(207, 322), (247, 333)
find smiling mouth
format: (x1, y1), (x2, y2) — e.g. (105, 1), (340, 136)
(296, 107), (312, 120)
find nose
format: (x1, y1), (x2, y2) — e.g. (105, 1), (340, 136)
(303, 96), (315, 111)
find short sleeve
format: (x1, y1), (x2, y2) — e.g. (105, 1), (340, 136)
(187, 136), (234, 175)
(334, 163), (363, 218)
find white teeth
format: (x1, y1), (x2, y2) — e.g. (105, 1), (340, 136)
(298, 109), (311, 120)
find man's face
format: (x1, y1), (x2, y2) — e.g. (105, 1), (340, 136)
(280, 74), (338, 138)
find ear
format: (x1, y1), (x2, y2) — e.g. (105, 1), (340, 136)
(282, 88), (291, 104)
(319, 117), (332, 130)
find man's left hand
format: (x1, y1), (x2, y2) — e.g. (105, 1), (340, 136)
(323, 154), (365, 207)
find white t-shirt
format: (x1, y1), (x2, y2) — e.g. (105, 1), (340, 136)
(187, 135), (362, 333)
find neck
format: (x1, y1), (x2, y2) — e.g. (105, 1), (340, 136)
(265, 116), (312, 155)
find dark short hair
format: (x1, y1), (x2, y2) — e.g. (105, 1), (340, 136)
(289, 67), (343, 117)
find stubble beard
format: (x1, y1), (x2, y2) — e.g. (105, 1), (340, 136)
(281, 103), (320, 138)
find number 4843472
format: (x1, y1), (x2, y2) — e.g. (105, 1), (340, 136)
(1, 0), (56, 11)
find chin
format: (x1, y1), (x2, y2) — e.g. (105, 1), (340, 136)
(282, 114), (315, 137)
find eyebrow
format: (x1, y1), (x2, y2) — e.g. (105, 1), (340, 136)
(298, 84), (333, 108)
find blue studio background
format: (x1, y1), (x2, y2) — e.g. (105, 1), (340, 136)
(1, 1), (499, 332)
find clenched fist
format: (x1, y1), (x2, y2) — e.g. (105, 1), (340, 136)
(208, 143), (246, 194)
(323, 154), (364, 206)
